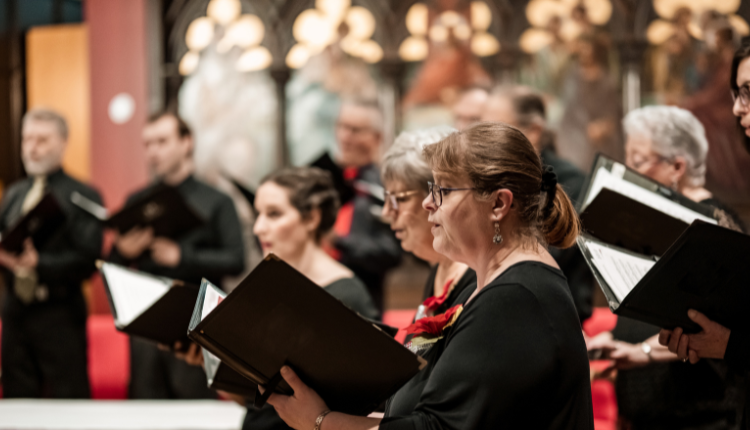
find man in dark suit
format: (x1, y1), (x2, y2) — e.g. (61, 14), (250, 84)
(482, 87), (594, 322)
(0, 109), (103, 398)
(331, 99), (401, 313)
(108, 111), (245, 399)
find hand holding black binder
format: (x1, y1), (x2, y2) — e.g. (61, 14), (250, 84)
(188, 254), (425, 415)
(99, 261), (199, 348)
(72, 185), (204, 238)
(578, 154), (717, 256)
(0, 193), (65, 254)
(578, 221), (750, 333)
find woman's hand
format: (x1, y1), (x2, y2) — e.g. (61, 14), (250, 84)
(267, 366), (329, 430)
(607, 342), (651, 370)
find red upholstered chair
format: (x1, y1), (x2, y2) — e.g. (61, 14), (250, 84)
(87, 315), (129, 399)
(583, 308), (619, 430)
(383, 309), (417, 344)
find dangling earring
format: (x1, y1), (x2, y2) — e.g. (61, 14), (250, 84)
(492, 222), (503, 245)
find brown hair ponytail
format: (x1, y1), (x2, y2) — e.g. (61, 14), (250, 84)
(424, 121), (580, 249)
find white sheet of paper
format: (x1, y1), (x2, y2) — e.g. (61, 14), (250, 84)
(585, 167), (716, 225)
(102, 264), (170, 327)
(201, 282), (227, 321)
(586, 241), (656, 302)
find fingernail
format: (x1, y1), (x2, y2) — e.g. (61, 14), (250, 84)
(688, 309), (697, 318)
(281, 366), (290, 374)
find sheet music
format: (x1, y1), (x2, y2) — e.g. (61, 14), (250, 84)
(202, 349), (222, 384)
(586, 241), (656, 302)
(101, 264), (170, 327)
(585, 167), (716, 225)
(201, 282), (227, 321)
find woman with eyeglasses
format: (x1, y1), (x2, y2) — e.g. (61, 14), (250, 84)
(659, 40), (750, 430)
(380, 127), (475, 321)
(264, 122), (594, 430)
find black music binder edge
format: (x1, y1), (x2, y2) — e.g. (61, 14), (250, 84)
(0, 192), (66, 252)
(577, 153), (716, 219)
(98, 260), (194, 349)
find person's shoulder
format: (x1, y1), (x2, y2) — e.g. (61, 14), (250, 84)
(58, 172), (102, 202)
(191, 177), (235, 206)
(3, 177), (31, 199)
(476, 262), (569, 307)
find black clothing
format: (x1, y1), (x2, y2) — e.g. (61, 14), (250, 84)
(109, 175), (245, 399)
(0, 169), (103, 398)
(420, 265), (477, 316)
(242, 276), (380, 430)
(612, 317), (741, 430)
(335, 164), (401, 312)
(701, 198), (747, 233)
(381, 261), (594, 430)
(542, 148), (594, 322)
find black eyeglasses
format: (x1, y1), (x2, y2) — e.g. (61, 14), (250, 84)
(732, 85), (750, 107)
(427, 181), (475, 207)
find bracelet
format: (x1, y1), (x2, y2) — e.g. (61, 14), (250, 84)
(314, 410), (331, 430)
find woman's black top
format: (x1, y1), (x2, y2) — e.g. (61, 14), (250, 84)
(701, 198), (746, 233)
(420, 265), (477, 315)
(381, 261), (594, 430)
(242, 276), (379, 430)
(612, 317), (742, 429)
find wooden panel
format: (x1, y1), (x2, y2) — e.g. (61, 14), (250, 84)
(26, 24), (91, 182)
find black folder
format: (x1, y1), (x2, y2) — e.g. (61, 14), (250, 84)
(0, 193), (65, 253)
(310, 152), (356, 205)
(99, 261), (199, 348)
(578, 221), (750, 333)
(578, 154), (717, 256)
(188, 254), (425, 415)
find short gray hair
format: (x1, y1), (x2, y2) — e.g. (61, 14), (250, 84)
(23, 108), (69, 140)
(623, 105), (708, 187)
(381, 126), (456, 191)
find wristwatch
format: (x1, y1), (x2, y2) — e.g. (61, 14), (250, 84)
(641, 342), (653, 361)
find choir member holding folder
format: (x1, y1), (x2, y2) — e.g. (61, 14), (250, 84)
(379, 128), (475, 321)
(660, 42), (750, 430)
(586, 105), (744, 430)
(266, 122), (594, 430)
(0, 109), (103, 398)
(108, 111), (244, 399)
(237, 166), (378, 430)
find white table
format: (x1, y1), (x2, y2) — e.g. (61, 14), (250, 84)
(0, 399), (246, 430)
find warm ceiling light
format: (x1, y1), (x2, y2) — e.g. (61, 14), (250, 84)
(470, 2), (492, 31)
(471, 32), (500, 56)
(730, 14), (750, 36)
(186, 17), (215, 51)
(340, 35), (364, 56)
(358, 40), (383, 63)
(293, 9), (336, 52)
(526, 0), (566, 28)
(399, 36), (429, 62)
(453, 23), (472, 41)
(179, 51), (200, 75)
(716, 0), (741, 14)
(646, 19), (675, 45)
(236, 46), (272, 72)
(519, 28), (554, 53)
(560, 20), (583, 41)
(226, 15), (265, 48)
(653, 0), (690, 19)
(316, 0), (351, 24)
(583, 0), (612, 25)
(286, 44), (311, 69)
(406, 3), (429, 36)
(345, 6), (376, 40)
(429, 24), (449, 42)
(207, 0), (241, 26)
(688, 21), (703, 40)
(440, 10), (462, 28)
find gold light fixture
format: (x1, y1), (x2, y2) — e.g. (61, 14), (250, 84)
(471, 32), (500, 57)
(470, 1), (492, 31)
(406, 3), (429, 36)
(647, 0), (747, 45)
(399, 36), (429, 62)
(179, 51), (201, 75)
(237, 46), (273, 72)
(520, 0), (613, 54)
(346, 6), (376, 40)
(316, 0), (351, 24)
(286, 44), (311, 69)
(207, 0), (241, 26)
(186, 17), (215, 51)
(519, 28), (554, 54)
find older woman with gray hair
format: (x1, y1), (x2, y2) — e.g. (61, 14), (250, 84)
(586, 105), (743, 430)
(379, 127), (475, 319)
(622, 105), (742, 230)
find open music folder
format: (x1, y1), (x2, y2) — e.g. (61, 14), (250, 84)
(578, 221), (750, 333)
(578, 154), (717, 256)
(0, 193), (65, 253)
(72, 184), (204, 238)
(188, 254), (425, 415)
(99, 261), (199, 348)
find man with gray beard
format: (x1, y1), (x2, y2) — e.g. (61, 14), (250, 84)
(0, 109), (103, 397)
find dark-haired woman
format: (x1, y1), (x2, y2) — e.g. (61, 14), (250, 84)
(660, 41), (750, 430)
(265, 122), (594, 430)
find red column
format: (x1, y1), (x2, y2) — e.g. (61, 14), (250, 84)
(87, 0), (149, 210)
